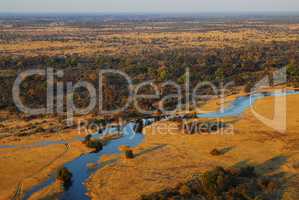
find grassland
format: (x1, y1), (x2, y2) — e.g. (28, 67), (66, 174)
(1, 15), (299, 58)
(0, 141), (89, 200)
(1, 27), (298, 57)
(86, 92), (299, 200)
(0, 114), (96, 199)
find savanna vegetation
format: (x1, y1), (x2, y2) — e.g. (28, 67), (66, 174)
(140, 165), (281, 200)
(0, 14), (299, 200)
(0, 35), (298, 113)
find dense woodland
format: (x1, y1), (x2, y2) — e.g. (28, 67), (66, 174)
(0, 41), (298, 114)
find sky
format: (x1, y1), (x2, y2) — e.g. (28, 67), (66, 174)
(1, 0), (299, 13)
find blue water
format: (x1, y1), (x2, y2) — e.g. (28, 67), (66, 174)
(197, 90), (299, 118)
(61, 123), (143, 200)
(22, 122), (145, 200)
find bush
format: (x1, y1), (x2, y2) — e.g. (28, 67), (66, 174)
(86, 139), (103, 152)
(178, 184), (191, 197)
(258, 178), (278, 193)
(239, 166), (256, 178)
(134, 119), (144, 133)
(200, 166), (232, 197)
(83, 134), (92, 143)
(125, 149), (134, 159)
(244, 82), (254, 93)
(139, 165), (279, 200)
(57, 167), (72, 190)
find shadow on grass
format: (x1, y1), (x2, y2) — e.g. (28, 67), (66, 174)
(219, 146), (235, 155)
(99, 144), (168, 168)
(259, 155), (288, 173)
(140, 155), (294, 200)
(232, 155), (291, 200)
(135, 144), (167, 158)
(233, 155), (288, 173)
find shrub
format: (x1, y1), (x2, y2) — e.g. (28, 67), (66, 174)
(200, 166), (230, 197)
(83, 134), (92, 143)
(86, 139), (103, 152)
(258, 178), (278, 193)
(125, 149), (134, 159)
(239, 166), (256, 178)
(139, 165), (279, 200)
(178, 184), (191, 197)
(134, 119), (144, 133)
(266, 180), (278, 193)
(57, 167), (72, 190)
(244, 82), (254, 93)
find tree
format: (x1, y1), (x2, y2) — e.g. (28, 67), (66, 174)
(157, 65), (168, 81)
(57, 167), (73, 190)
(287, 64), (299, 82)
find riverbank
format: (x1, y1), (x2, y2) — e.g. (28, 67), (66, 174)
(86, 92), (299, 200)
(0, 141), (89, 199)
(0, 114), (96, 199)
(22, 122), (144, 200)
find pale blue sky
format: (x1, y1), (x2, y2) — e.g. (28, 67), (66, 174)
(1, 0), (299, 13)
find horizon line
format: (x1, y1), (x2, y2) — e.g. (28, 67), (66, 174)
(0, 11), (299, 17)
(0, 10), (299, 14)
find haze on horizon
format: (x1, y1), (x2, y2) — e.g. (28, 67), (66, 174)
(1, 0), (299, 13)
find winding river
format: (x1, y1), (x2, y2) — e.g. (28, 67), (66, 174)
(1, 90), (299, 199)
(197, 90), (299, 118)
(22, 120), (154, 200)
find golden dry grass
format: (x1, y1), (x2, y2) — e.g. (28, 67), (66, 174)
(1, 27), (298, 57)
(86, 93), (299, 200)
(0, 113), (97, 199)
(0, 141), (89, 200)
